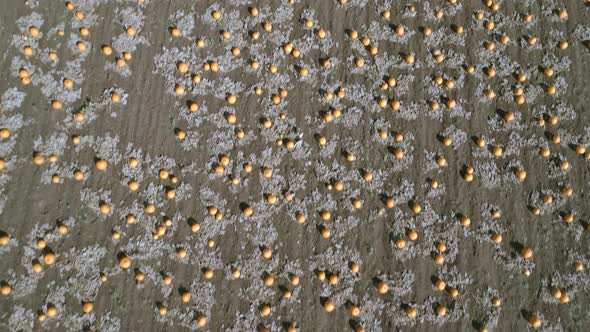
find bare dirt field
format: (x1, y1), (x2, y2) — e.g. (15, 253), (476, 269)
(1, 0), (590, 331)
